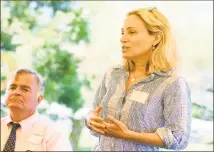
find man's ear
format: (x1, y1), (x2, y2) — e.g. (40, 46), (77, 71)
(37, 95), (43, 105)
(153, 32), (162, 46)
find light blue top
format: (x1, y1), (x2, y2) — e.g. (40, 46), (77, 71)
(90, 64), (191, 151)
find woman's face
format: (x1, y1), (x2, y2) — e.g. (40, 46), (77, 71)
(120, 15), (155, 60)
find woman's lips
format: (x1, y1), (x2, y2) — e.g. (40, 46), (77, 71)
(122, 46), (130, 52)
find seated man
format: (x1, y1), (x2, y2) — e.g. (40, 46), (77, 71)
(1, 68), (73, 151)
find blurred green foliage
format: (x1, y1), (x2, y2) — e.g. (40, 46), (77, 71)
(33, 46), (83, 112)
(207, 87), (213, 93)
(1, 31), (17, 51)
(1, 76), (6, 95)
(192, 103), (213, 121)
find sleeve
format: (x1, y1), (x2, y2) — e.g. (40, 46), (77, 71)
(46, 131), (73, 151)
(84, 70), (108, 137)
(155, 77), (192, 150)
(92, 72), (107, 109)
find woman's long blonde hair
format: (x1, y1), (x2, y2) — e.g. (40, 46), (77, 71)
(123, 7), (178, 74)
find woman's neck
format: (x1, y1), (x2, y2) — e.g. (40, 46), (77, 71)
(132, 59), (148, 77)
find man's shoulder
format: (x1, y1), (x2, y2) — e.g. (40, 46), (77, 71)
(34, 114), (64, 134)
(1, 116), (8, 121)
(30, 114), (71, 149)
(1, 116), (10, 124)
(36, 114), (55, 128)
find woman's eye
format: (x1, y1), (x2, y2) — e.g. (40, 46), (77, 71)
(129, 31), (136, 34)
(121, 30), (136, 35)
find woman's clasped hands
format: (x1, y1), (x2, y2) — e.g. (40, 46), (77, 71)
(86, 105), (131, 139)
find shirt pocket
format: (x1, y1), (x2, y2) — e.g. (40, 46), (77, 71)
(27, 134), (44, 151)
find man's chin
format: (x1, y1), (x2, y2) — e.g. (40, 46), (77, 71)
(7, 103), (24, 110)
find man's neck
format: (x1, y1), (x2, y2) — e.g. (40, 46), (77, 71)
(9, 110), (35, 122)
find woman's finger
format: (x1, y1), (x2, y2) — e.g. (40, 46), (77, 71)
(89, 123), (105, 135)
(94, 105), (103, 114)
(107, 116), (122, 127)
(90, 121), (105, 128)
(90, 116), (104, 122)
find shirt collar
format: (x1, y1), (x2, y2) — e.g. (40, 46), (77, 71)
(6, 111), (39, 130)
(153, 69), (175, 77)
(121, 65), (175, 78)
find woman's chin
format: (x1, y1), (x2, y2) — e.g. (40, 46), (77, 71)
(122, 54), (132, 60)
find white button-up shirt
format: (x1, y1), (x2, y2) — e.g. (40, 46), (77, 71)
(1, 112), (73, 151)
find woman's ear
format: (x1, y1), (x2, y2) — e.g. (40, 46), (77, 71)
(153, 32), (162, 46)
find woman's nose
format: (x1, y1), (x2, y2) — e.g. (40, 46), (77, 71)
(120, 34), (128, 43)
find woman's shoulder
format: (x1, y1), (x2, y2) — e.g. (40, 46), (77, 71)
(156, 69), (188, 82)
(106, 64), (124, 75)
(101, 64), (125, 83)
(164, 72), (190, 93)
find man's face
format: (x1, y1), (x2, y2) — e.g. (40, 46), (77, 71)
(5, 73), (41, 115)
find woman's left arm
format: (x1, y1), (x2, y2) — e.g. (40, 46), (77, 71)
(155, 77), (192, 150)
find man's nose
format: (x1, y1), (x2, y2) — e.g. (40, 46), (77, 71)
(13, 88), (22, 95)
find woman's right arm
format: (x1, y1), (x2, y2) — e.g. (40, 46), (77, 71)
(84, 71), (108, 136)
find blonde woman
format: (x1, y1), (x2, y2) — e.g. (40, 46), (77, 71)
(85, 7), (191, 151)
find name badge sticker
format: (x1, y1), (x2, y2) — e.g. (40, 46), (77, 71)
(130, 90), (149, 104)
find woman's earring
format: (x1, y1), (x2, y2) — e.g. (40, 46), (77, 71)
(152, 45), (156, 50)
